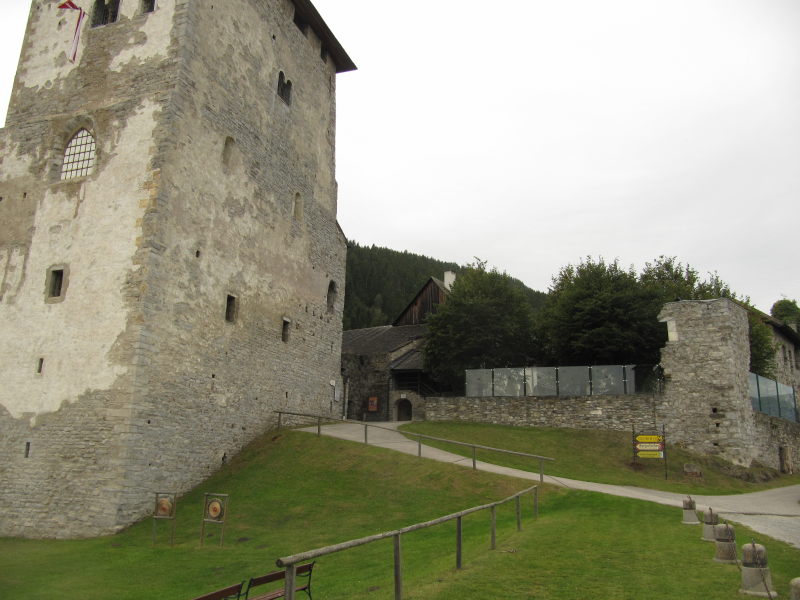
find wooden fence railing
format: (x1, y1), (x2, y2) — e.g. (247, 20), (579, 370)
(275, 483), (540, 600)
(274, 411), (555, 482)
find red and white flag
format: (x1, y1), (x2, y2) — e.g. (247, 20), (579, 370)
(57, 2), (87, 63)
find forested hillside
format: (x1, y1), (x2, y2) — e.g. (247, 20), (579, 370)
(343, 242), (546, 330)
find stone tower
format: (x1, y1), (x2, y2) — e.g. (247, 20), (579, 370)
(0, 0), (354, 538)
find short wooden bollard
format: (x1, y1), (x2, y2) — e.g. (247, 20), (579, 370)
(472, 446), (477, 470)
(456, 517), (463, 569)
(283, 564), (297, 600)
(393, 534), (402, 600)
(533, 487), (539, 519)
(364, 424), (368, 444)
(516, 496), (522, 531)
(490, 506), (497, 550)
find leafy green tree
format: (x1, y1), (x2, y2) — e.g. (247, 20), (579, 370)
(748, 313), (777, 379)
(537, 257), (664, 365)
(424, 261), (536, 392)
(771, 299), (800, 328)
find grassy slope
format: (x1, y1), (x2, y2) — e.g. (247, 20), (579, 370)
(399, 421), (800, 494)
(1, 428), (798, 599)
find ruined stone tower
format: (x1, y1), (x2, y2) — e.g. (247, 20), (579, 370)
(0, 0), (354, 538)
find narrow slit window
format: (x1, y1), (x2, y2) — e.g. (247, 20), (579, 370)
(47, 268), (65, 299)
(326, 281), (337, 314)
(278, 71), (292, 105)
(36, 358), (44, 374)
(25, 442), (31, 458)
(225, 295), (238, 323)
(282, 318), (291, 342)
(91, 0), (120, 27)
(61, 129), (96, 180)
(292, 193), (303, 221)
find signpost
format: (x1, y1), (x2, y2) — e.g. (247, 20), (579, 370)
(632, 425), (668, 479)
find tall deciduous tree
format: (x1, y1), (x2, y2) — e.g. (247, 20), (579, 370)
(537, 257), (664, 365)
(771, 298), (800, 328)
(424, 261), (535, 392)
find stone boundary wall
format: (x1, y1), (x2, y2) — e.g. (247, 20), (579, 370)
(751, 412), (800, 473)
(422, 394), (663, 433)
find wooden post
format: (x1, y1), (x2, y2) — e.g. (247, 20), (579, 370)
(472, 446), (477, 470)
(364, 423), (368, 444)
(490, 505), (497, 550)
(539, 458), (544, 483)
(516, 496), (522, 531)
(456, 516), (463, 569)
(284, 564), (297, 600)
(317, 416), (321, 436)
(534, 487), (539, 519)
(393, 534), (402, 600)
(417, 436), (422, 457)
(277, 412), (282, 429)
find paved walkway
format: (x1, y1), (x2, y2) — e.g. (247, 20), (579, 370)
(299, 421), (800, 549)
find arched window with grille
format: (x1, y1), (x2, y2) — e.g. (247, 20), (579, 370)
(61, 129), (97, 180)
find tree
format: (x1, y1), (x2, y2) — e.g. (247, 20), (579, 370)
(749, 312), (777, 379)
(424, 261), (535, 392)
(537, 257), (664, 365)
(771, 299), (800, 328)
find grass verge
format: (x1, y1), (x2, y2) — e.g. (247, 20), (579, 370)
(399, 421), (800, 494)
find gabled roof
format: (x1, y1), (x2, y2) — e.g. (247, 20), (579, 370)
(389, 348), (424, 371)
(342, 324), (428, 356)
(391, 277), (450, 326)
(291, 0), (357, 73)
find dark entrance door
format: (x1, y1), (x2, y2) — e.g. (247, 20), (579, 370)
(397, 399), (412, 421)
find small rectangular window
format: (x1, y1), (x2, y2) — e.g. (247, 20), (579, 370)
(225, 295), (238, 323)
(25, 442), (31, 458)
(293, 10), (309, 35)
(141, 0), (156, 13)
(47, 269), (64, 299)
(36, 358), (44, 374)
(282, 318), (291, 342)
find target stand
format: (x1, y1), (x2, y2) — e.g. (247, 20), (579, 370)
(152, 492), (177, 546)
(200, 493), (229, 547)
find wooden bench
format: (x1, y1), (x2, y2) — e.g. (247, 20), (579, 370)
(242, 562), (314, 600)
(189, 581), (243, 600)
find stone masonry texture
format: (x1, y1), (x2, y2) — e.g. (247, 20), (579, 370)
(0, 0), (349, 538)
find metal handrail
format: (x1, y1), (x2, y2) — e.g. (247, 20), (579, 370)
(275, 484), (539, 599)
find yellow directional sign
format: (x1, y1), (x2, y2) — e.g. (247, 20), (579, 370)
(636, 435), (664, 443)
(637, 451), (664, 459)
(635, 442), (664, 451)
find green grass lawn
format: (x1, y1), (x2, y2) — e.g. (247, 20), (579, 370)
(1, 428), (798, 599)
(399, 421), (800, 494)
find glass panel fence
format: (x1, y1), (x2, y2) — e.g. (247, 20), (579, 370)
(748, 372), (761, 412)
(558, 366), (591, 396)
(493, 368), (525, 397)
(591, 365), (625, 395)
(525, 367), (557, 396)
(465, 369), (493, 397)
(777, 382), (797, 422)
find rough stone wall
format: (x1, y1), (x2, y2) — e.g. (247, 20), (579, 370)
(0, 0), (347, 538)
(771, 327), (800, 390)
(342, 353), (390, 421)
(751, 412), (800, 474)
(423, 394), (661, 432)
(658, 299), (757, 466)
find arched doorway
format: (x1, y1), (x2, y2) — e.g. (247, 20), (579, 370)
(397, 399), (412, 421)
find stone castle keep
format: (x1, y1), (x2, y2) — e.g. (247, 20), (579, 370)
(0, 0), (354, 538)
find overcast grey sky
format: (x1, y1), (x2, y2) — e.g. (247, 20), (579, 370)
(2, 0), (798, 313)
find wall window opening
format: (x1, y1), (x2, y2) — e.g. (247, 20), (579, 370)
(61, 129), (96, 180)
(293, 10), (308, 35)
(25, 442), (31, 458)
(326, 281), (338, 314)
(225, 295), (238, 323)
(36, 358), (44, 374)
(47, 268), (65, 299)
(278, 72), (292, 105)
(91, 0), (120, 27)
(282, 318), (291, 342)
(292, 193), (303, 221)
(141, 0), (156, 13)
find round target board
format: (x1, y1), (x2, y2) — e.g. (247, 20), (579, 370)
(206, 498), (224, 521)
(156, 497), (173, 517)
